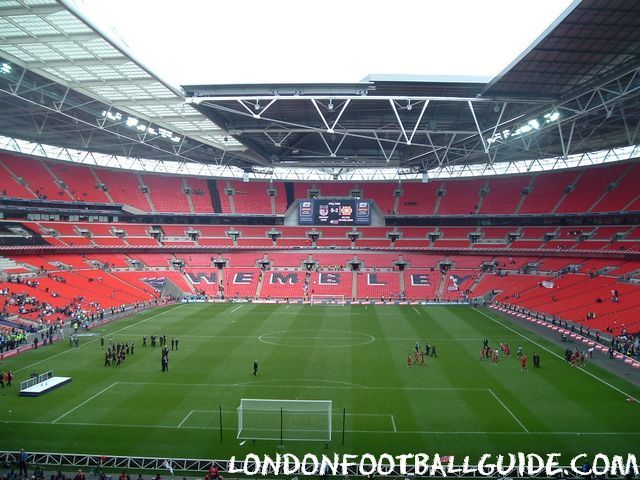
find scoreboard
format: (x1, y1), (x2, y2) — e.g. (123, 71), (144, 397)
(298, 199), (371, 225)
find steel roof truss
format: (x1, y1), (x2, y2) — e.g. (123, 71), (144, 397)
(310, 98), (351, 133)
(389, 98), (429, 145)
(373, 131), (402, 163)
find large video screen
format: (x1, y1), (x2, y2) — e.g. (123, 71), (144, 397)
(298, 199), (371, 225)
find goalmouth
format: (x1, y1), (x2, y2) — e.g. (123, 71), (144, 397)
(237, 398), (332, 442)
(310, 294), (345, 305)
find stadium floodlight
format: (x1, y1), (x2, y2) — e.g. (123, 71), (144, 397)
(1, 63), (12, 74)
(545, 111), (560, 122)
(126, 117), (139, 127)
(101, 110), (123, 122)
(237, 398), (332, 442)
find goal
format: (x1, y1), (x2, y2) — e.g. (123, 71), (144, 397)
(237, 398), (332, 442)
(310, 294), (345, 305)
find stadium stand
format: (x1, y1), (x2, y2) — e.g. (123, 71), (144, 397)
(0, 154), (38, 199)
(437, 179), (485, 215)
(479, 176), (530, 214)
(519, 170), (578, 214)
(1, 154), (65, 201)
(555, 163), (628, 213)
(184, 177), (214, 213)
(141, 174), (192, 213)
(396, 182), (441, 215)
(226, 180), (273, 214)
(96, 169), (152, 211)
(48, 162), (111, 204)
(2, 156), (640, 335)
(592, 162), (640, 212)
(357, 271), (401, 300)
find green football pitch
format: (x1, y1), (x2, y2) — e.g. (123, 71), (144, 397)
(1, 303), (639, 461)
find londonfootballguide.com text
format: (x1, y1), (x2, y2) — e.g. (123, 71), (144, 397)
(228, 452), (639, 477)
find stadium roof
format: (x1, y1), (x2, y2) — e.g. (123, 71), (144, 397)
(0, 0), (640, 179)
(186, 0), (640, 173)
(0, 0), (254, 168)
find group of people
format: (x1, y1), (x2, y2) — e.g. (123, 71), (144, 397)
(161, 345), (170, 372)
(566, 347), (586, 366)
(406, 341), (438, 367)
(0, 370), (14, 388)
(142, 335), (179, 351)
(104, 339), (135, 366)
(480, 339), (541, 371)
(146, 333), (179, 372)
(0, 275), (93, 323)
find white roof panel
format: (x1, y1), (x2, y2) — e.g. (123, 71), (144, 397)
(48, 40), (88, 57)
(46, 11), (91, 33)
(1, 44), (35, 61)
(0, 17), (27, 36)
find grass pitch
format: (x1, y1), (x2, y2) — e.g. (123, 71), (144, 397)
(1, 303), (639, 460)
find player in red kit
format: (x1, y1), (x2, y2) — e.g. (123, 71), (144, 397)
(407, 352), (412, 367)
(420, 351), (425, 366)
(520, 354), (528, 372)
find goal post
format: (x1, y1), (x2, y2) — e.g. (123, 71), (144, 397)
(310, 294), (345, 305)
(237, 398), (332, 442)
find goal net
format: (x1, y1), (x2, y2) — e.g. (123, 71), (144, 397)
(237, 398), (332, 442)
(310, 294), (345, 305)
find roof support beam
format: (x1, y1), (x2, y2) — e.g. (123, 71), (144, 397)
(0, 33), (96, 45)
(72, 78), (159, 87)
(390, 99), (429, 145)
(27, 58), (129, 68)
(373, 131), (402, 163)
(0, 5), (64, 16)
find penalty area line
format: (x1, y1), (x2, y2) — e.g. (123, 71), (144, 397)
(177, 410), (194, 428)
(52, 382), (118, 424)
(489, 388), (529, 433)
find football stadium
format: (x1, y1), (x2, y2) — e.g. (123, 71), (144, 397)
(0, 0), (639, 478)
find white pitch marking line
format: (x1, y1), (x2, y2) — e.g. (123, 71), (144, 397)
(230, 305), (244, 314)
(489, 388), (529, 433)
(178, 410), (194, 428)
(474, 308), (639, 403)
(390, 414), (397, 433)
(412, 306), (422, 315)
(239, 440), (246, 446)
(117, 381), (488, 392)
(109, 334), (505, 342)
(52, 382), (118, 424)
